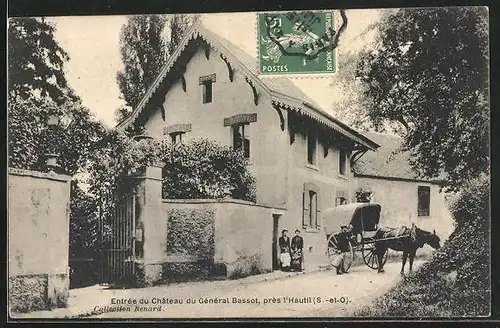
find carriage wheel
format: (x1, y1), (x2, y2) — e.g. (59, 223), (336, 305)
(327, 235), (354, 272)
(362, 238), (388, 270)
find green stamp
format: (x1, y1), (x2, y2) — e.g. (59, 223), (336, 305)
(258, 11), (339, 75)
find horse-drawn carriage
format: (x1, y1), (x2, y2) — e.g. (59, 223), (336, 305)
(323, 202), (389, 272)
(323, 202), (442, 273)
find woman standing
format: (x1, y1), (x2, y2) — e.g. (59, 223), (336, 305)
(290, 229), (304, 272)
(278, 229), (291, 271)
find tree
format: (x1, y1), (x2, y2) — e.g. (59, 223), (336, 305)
(8, 17), (77, 105)
(330, 52), (376, 132)
(115, 14), (195, 123)
(356, 7), (489, 191)
(8, 97), (107, 176)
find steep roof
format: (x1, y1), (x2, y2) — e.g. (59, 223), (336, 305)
(352, 132), (440, 182)
(116, 21), (379, 151)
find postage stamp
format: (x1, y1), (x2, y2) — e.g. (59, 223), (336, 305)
(258, 11), (337, 75)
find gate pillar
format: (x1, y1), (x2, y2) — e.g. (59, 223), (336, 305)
(130, 162), (165, 285)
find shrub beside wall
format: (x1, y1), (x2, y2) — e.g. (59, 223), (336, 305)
(166, 208), (215, 259)
(161, 208), (217, 282)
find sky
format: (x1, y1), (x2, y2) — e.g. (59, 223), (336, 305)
(51, 10), (381, 128)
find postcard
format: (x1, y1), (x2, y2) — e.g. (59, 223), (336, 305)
(7, 7), (490, 320)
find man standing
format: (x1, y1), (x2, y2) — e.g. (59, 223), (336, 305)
(330, 225), (352, 275)
(291, 229), (304, 272)
(278, 229), (291, 271)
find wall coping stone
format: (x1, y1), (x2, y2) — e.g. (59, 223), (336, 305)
(8, 168), (71, 183)
(162, 198), (287, 211)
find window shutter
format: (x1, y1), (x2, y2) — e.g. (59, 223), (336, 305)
(316, 196), (321, 228)
(302, 192), (309, 227)
(312, 192), (318, 228)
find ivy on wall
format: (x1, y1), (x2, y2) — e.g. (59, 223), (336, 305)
(166, 208), (215, 260)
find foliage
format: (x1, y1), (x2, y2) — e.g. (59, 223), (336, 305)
(355, 174), (490, 317)
(356, 7), (489, 191)
(8, 97), (107, 176)
(69, 180), (100, 258)
(162, 138), (256, 201)
(116, 15), (168, 116)
(354, 187), (372, 203)
(115, 14), (195, 123)
(86, 131), (159, 198)
(166, 208), (215, 259)
(8, 17), (77, 105)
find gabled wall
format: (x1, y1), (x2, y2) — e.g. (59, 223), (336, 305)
(143, 43), (288, 208)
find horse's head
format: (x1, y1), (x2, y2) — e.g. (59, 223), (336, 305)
(422, 229), (441, 249)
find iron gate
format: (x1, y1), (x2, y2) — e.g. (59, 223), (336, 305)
(99, 190), (137, 286)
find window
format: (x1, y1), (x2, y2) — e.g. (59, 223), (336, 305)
(339, 148), (347, 175)
(303, 183), (319, 229)
(199, 73), (216, 104)
(307, 129), (317, 165)
(201, 80), (212, 103)
(232, 124), (250, 159)
(418, 186), (430, 216)
(335, 197), (347, 206)
(170, 132), (184, 144)
(308, 191), (318, 227)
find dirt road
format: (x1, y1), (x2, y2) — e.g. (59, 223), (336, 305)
(83, 260), (423, 319)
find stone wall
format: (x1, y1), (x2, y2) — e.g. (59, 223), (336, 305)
(8, 168), (71, 313)
(137, 199), (286, 284)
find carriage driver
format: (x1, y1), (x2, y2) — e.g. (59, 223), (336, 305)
(330, 224), (353, 275)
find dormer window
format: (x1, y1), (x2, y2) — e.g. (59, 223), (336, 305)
(199, 74), (216, 104)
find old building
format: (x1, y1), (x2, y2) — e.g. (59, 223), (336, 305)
(352, 132), (455, 246)
(116, 22), (380, 276)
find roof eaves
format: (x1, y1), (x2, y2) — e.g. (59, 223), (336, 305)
(271, 92), (380, 151)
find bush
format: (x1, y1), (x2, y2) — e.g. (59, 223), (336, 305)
(166, 208), (215, 260)
(161, 138), (256, 202)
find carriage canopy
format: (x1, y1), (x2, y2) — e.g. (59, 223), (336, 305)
(322, 202), (381, 235)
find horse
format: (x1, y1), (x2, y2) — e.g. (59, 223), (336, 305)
(373, 224), (441, 274)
